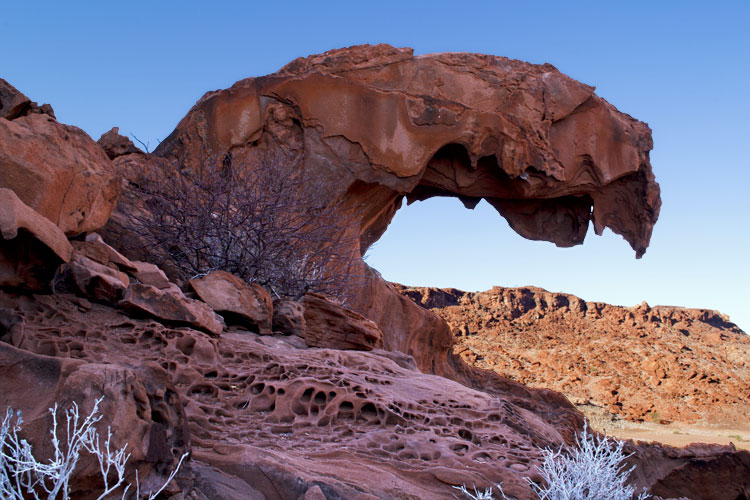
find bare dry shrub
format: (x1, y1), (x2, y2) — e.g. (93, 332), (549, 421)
(116, 149), (359, 302)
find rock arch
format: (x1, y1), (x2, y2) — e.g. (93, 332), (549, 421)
(152, 44), (661, 381)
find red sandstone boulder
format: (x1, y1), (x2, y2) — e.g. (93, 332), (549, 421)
(302, 293), (384, 350)
(0, 111), (119, 235)
(189, 270), (273, 334)
(97, 127), (143, 159)
(0, 188), (73, 290)
(0, 78), (55, 120)
(119, 283), (224, 336)
(128, 260), (181, 292)
(71, 232), (138, 273)
(69, 252), (130, 303)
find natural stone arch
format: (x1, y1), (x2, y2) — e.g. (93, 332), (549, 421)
(148, 44), (661, 378)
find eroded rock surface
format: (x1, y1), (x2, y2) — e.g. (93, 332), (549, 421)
(0, 291), (568, 499)
(0, 188), (73, 290)
(398, 285), (750, 427)
(135, 43), (662, 380)
(119, 283), (225, 336)
(2, 290), (747, 499)
(0, 341), (189, 499)
(157, 44), (660, 258)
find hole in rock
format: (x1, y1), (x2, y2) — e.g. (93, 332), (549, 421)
(362, 142), (612, 309)
(301, 387), (314, 403)
(313, 391), (327, 405)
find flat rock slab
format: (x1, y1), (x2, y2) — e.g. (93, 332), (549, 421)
(119, 283), (224, 336)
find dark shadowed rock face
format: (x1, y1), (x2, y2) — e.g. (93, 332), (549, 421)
(0, 188), (73, 291)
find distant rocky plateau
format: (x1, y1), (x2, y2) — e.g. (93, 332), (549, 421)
(397, 285), (750, 428)
(1, 44), (748, 499)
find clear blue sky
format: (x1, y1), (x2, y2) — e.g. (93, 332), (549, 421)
(3, 1), (749, 331)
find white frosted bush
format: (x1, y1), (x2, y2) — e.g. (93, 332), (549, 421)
(0, 397), (186, 500)
(454, 423), (650, 500)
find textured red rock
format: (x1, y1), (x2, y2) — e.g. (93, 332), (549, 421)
(2, 290), (747, 499)
(0, 78), (55, 121)
(69, 252), (130, 303)
(272, 299), (306, 336)
(189, 270), (273, 334)
(0, 108), (119, 236)
(119, 283), (224, 336)
(128, 260), (181, 292)
(0, 188), (73, 290)
(97, 126), (143, 159)
(398, 284), (750, 427)
(71, 232), (138, 273)
(303, 292), (384, 350)
(139, 43), (662, 381)
(7, 47), (744, 500)
(0, 341), (189, 499)
(157, 44), (659, 258)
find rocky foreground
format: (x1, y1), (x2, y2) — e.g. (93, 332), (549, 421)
(397, 285), (750, 428)
(2, 45), (749, 499)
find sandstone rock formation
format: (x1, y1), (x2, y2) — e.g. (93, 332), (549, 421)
(189, 270), (273, 333)
(272, 299), (306, 336)
(0, 103), (119, 235)
(119, 283), (225, 336)
(145, 43), (661, 381)
(302, 292), (384, 350)
(3, 47), (747, 499)
(0, 188), (73, 290)
(97, 126), (143, 159)
(0, 78), (55, 120)
(0, 341), (189, 499)
(398, 285), (750, 427)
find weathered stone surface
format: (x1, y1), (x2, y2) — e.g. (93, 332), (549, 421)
(0, 188), (73, 290)
(97, 126), (143, 159)
(70, 232), (138, 273)
(119, 283), (224, 335)
(0, 340), (189, 499)
(189, 270), (273, 333)
(129, 260), (179, 292)
(0, 112), (119, 235)
(144, 43), (662, 381)
(69, 252), (130, 303)
(2, 290), (746, 499)
(303, 293), (384, 350)
(157, 44), (659, 258)
(399, 285), (750, 428)
(272, 299), (306, 336)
